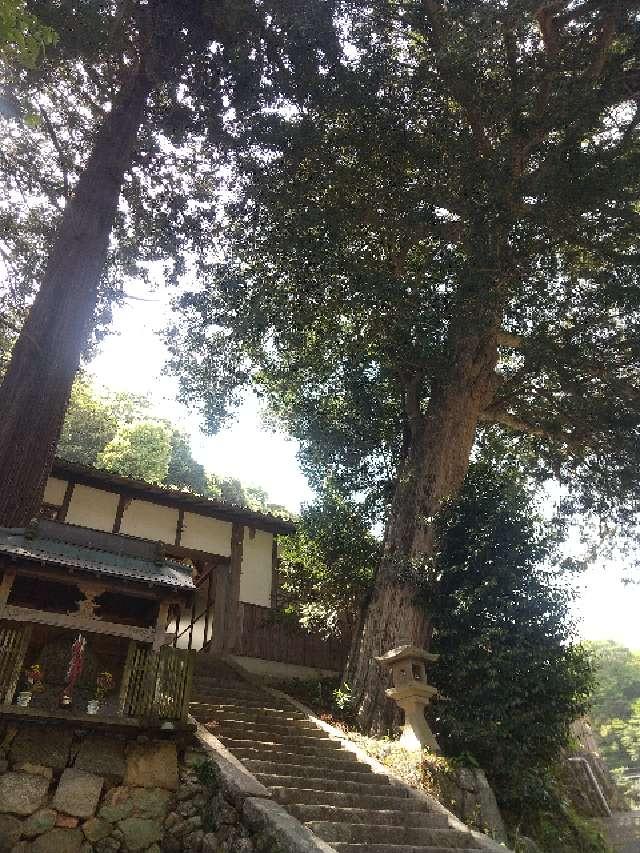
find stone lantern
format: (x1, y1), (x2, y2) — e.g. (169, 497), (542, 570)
(376, 644), (441, 752)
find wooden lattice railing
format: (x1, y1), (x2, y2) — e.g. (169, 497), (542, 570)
(119, 642), (195, 722)
(0, 623), (32, 703)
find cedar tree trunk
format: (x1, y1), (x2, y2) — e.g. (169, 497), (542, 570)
(0, 65), (153, 527)
(346, 321), (500, 733)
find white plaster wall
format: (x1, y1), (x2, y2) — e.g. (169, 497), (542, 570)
(65, 485), (120, 532)
(120, 500), (179, 543)
(180, 512), (232, 556)
(43, 477), (68, 507)
(240, 529), (273, 608)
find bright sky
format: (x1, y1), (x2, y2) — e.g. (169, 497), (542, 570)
(89, 279), (314, 512)
(88, 279), (640, 652)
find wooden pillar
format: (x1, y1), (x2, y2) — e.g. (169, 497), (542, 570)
(271, 536), (279, 609)
(153, 600), (170, 650)
(0, 569), (16, 607)
(208, 564), (229, 655)
(223, 523), (243, 654)
(202, 566), (214, 648)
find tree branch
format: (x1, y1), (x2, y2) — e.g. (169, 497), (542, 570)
(422, 0), (491, 157)
(479, 406), (586, 450)
(497, 330), (523, 348)
(585, 5), (619, 82)
(40, 108), (70, 200)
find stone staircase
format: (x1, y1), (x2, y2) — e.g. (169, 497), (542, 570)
(189, 658), (485, 853)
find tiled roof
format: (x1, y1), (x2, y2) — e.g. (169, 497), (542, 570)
(0, 525), (195, 591)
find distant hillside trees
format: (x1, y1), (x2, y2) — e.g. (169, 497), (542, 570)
(586, 640), (640, 794)
(56, 375), (281, 513)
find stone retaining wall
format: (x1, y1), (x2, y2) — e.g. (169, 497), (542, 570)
(0, 723), (263, 853)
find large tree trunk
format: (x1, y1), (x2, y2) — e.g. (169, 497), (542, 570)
(346, 323), (500, 733)
(0, 65), (153, 527)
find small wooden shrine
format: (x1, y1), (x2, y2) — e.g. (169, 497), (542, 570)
(0, 518), (196, 725)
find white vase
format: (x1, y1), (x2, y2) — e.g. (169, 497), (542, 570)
(16, 691), (32, 707)
(86, 699), (100, 715)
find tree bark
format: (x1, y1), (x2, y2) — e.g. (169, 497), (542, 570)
(346, 320), (500, 733)
(0, 64), (153, 527)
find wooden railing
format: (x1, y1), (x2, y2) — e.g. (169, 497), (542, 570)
(119, 642), (195, 721)
(173, 564), (217, 652)
(234, 603), (350, 672)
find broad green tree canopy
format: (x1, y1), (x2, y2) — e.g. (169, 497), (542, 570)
(168, 0), (640, 532)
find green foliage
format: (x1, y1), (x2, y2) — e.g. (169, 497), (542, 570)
(194, 757), (221, 790)
(429, 462), (596, 833)
(585, 640), (640, 792)
(97, 421), (173, 484)
(216, 476), (246, 506)
(1, 0), (340, 400)
(193, 757), (223, 832)
(166, 0), (640, 549)
(279, 456), (596, 848)
(333, 682), (353, 713)
(166, 430), (208, 494)
(57, 376), (118, 466)
(278, 488), (378, 633)
(0, 0), (56, 69)
(55, 374), (283, 513)
(514, 788), (610, 853)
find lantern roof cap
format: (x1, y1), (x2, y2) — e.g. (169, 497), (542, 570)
(375, 644), (439, 665)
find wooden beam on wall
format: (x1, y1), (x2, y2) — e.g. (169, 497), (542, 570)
(0, 603), (158, 644)
(5, 563), (168, 602)
(164, 542), (230, 565)
(112, 493), (130, 534)
(56, 482), (75, 522)
(175, 509), (184, 547)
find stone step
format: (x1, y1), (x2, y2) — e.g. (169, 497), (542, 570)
(204, 707), (310, 723)
(190, 698), (298, 712)
(190, 683), (267, 698)
(230, 746), (362, 767)
(217, 734), (345, 751)
(213, 722), (330, 740)
(289, 805), (448, 828)
(330, 846), (485, 853)
(245, 759), (375, 781)
(271, 787), (411, 809)
(306, 823), (474, 847)
(207, 716), (318, 733)
(256, 773), (398, 797)
(192, 674), (248, 687)
(189, 704), (303, 721)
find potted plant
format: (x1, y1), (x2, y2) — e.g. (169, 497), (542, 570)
(17, 663), (44, 706)
(88, 671), (114, 714)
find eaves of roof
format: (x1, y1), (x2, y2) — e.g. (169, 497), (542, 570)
(52, 458), (297, 536)
(0, 528), (195, 591)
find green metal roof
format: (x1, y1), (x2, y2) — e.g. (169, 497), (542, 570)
(0, 525), (195, 591)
